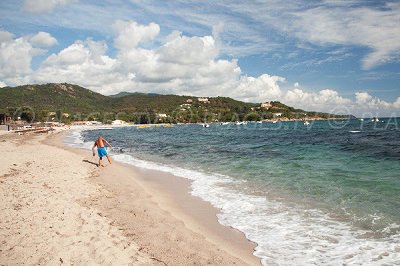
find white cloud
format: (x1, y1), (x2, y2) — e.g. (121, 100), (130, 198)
(130, 1), (400, 69)
(35, 39), (122, 92)
(235, 74), (284, 103)
(29, 32), (58, 47)
(278, 88), (400, 116)
(1, 20), (398, 116)
(288, 2), (400, 69)
(158, 34), (218, 65)
(23, 0), (77, 13)
(0, 31), (15, 43)
(0, 37), (35, 85)
(113, 20), (160, 50)
(355, 92), (391, 109)
(283, 88), (353, 113)
(110, 21), (242, 96)
(394, 97), (400, 109)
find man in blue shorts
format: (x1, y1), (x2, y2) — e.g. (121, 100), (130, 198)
(92, 136), (112, 167)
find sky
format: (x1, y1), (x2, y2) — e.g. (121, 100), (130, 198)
(0, 0), (399, 117)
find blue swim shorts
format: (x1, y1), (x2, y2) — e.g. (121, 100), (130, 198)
(97, 147), (108, 158)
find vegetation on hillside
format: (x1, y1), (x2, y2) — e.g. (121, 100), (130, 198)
(0, 83), (353, 124)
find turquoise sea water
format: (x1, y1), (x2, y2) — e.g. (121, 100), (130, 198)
(74, 118), (400, 265)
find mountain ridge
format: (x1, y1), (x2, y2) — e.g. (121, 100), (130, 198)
(0, 83), (354, 123)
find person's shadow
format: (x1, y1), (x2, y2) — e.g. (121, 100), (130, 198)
(82, 159), (98, 166)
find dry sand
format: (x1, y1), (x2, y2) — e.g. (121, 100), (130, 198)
(0, 131), (260, 265)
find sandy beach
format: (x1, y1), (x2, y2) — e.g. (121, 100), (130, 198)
(0, 130), (259, 265)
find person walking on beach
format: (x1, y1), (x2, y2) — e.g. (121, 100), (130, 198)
(92, 136), (112, 167)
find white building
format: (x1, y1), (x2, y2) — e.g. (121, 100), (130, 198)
(112, 119), (127, 125)
(261, 102), (272, 109)
(273, 113), (282, 117)
(198, 97), (209, 103)
(156, 113), (168, 118)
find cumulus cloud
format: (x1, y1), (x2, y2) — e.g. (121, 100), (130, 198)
(29, 32), (58, 47)
(0, 30), (59, 86)
(113, 20), (160, 50)
(1, 20), (398, 116)
(0, 31), (15, 43)
(23, 0), (77, 13)
(35, 39), (121, 91)
(355, 92), (391, 109)
(277, 88), (400, 116)
(0, 36), (34, 85)
(235, 74), (284, 103)
(393, 97), (400, 109)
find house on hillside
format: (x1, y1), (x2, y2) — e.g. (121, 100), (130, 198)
(261, 102), (272, 109)
(186, 99), (193, 104)
(198, 97), (209, 103)
(156, 113), (168, 122)
(180, 104), (192, 108)
(156, 113), (168, 118)
(273, 113), (282, 118)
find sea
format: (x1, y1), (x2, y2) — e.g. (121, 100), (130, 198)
(65, 118), (400, 265)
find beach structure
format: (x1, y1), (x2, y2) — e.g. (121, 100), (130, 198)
(0, 113), (11, 130)
(112, 119), (127, 125)
(0, 113), (12, 129)
(72, 121), (99, 126)
(0, 113), (6, 125)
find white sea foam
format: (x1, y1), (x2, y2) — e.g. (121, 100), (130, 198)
(65, 130), (400, 265)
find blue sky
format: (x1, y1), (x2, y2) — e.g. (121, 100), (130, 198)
(0, 0), (399, 116)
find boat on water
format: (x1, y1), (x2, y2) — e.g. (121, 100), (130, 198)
(256, 121), (263, 124)
(372, 117), (380, 122)
(220, 122), (230, 125)
(304, 121), (310, 126)
(202, 123), (210, 128)
(360, 118), (364, 121)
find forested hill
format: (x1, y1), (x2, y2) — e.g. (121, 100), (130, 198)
(0, 83), (353, 123)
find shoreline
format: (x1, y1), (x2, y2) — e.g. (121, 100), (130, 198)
(54, 130), (260, 265)
(0, 129), (260, 264)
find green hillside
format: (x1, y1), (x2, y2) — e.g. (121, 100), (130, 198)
(0, 83), (352, 124)
(0, 83), (108, 113)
